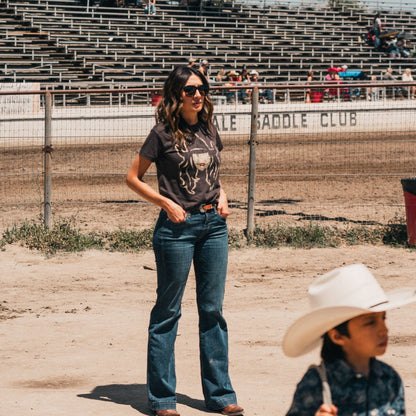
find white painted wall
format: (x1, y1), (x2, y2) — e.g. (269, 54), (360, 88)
(1, 100), (415, 146)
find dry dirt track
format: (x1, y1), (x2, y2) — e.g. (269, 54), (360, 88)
(1, 131), (415, 232)
(1, 244), (416, 416)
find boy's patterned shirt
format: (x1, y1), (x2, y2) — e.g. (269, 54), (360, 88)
(286, 358), (405, 416)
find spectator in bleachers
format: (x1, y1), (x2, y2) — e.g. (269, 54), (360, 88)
(363, 26), (376, 48)
(199, 59), (210, 81)
(357, 70), (368, 81)
(334, 71), (349, 100)
(384, 37), (400, 58)
(215, 67), (226, 83)
(250, 70), (273, 103)
(373, 12), (382, 49)
(397, 36), (412, 58)
(237, 65), (250, 104)
(324, 67), (338, 98)
(383, 67), (396, 82)
(382, 67), (399, 98)
(306, 70), (314, 101)
(401, 68), (415, 99)
(325, 68), (349, 101)
(224, 70), (239, 104)
(239, 65), (250, 83)
(369, 75), (380, 101)
(324, 68), (335, 82)
(226, 70), (239, 80)
(144, 0), (156, 15)
(187, 58), (196, 68)
(354, 69), (369, 99)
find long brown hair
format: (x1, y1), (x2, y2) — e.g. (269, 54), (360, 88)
(156, 66), (214, 147)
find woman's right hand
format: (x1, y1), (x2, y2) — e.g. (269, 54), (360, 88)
(315, 404), (338, 416)
(164, 199), (186, 223)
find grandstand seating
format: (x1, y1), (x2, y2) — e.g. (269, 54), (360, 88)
(0, 0), (414, 87)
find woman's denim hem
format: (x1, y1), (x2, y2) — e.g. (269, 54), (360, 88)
(149, 400), (177, 411)
(205, 393), (238, 411)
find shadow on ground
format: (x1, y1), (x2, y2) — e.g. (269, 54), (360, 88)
(78, 384), (207, 414)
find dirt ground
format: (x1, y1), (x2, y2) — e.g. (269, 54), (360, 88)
(2, 131), (416, 415)
(2, 130), (415, 231)
(1, 244), (416, 416)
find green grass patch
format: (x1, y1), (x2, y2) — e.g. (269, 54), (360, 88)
(102, 228), (153, 251)
(0, 217), (152, 254)
(248, 220), (412, 249)
(381, 216), (408, 246)
(250, 222), (338, 248)
(0, 217), (103, 254)
(0, 217), (414, 254)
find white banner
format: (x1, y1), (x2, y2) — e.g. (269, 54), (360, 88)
(0, 99), (415, 144)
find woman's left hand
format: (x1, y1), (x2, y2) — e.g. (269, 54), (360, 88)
(217, 188), (229, 219)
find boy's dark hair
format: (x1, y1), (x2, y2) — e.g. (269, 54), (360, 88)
(321, 320), (350, 362)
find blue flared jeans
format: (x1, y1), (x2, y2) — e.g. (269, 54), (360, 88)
(147, 208), (237, 411)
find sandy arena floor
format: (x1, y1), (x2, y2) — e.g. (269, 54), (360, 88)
(1, 244), (416, 416)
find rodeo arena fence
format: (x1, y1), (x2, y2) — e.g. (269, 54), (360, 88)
(1, 80), (416, 238)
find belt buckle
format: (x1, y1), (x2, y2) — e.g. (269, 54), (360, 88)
(199, 203), (212, 214)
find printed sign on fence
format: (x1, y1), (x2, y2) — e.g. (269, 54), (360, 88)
(0, 83), (40, 115)
(213, 110), (360, 133)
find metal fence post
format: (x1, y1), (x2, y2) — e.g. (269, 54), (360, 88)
(43, 92), (52, 229)
(246, 87), (259, 240)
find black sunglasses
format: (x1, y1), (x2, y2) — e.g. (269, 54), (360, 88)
(183, 84), (209, 97)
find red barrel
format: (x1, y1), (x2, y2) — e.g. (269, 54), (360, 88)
(401, 178), (416, 245)
(310, 91), (323, 103)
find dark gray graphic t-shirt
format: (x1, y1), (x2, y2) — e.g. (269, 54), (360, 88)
(139, 122), (223, 211)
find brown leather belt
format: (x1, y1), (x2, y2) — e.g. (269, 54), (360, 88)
(192, 203), (217, 214)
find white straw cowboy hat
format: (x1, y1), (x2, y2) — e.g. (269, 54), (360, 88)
(282, 264), (416, 358)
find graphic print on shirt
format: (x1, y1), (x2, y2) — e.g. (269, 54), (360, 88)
(175, 133), (220, 195)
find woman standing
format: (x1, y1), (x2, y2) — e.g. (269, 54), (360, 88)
(126, 66), (243, 416)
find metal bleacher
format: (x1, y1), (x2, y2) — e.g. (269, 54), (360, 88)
(0, 0), (415, 87)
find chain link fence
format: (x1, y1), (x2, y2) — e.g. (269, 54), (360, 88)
(1, 82), (415, 233)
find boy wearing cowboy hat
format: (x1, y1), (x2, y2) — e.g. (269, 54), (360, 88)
(283, 264), (416, 416)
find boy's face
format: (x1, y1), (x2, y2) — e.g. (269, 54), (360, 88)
(337, 311), (388, 363)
